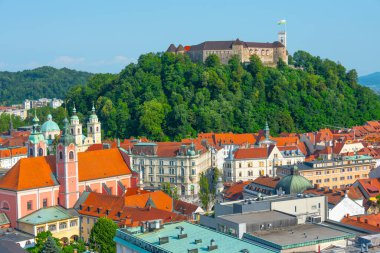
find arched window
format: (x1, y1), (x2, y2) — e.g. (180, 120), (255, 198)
(69, 151), (74, 160)
(38, 148), (43, 156)
(96, 127), (99, 133)
(90, 127), (93, 133)
(29, 148), (33, 156)
(266, 50), (270, 55)
(59, 151), (63, 160)
(1, 201), (10, 210)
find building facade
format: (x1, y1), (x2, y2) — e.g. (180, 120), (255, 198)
(276, 155), (374, 189)
(129, 142), (211, 196)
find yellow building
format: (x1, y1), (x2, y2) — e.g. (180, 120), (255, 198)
(18, 206), (79, 245)
(276, 155), (374, 189)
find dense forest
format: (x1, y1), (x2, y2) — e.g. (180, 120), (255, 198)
(61, 51), (380, 141)
(0, 66), (93, 105)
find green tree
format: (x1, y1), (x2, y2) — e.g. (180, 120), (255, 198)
(161, 182), (179, 200)
(42, 236), (61, 253)
(90, 217), (118, 253)
(139, 99), (166, 140)
(199, 172), (211, 210)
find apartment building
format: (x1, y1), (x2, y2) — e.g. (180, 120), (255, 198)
(276, 155), (374, 189)
(130, 141), (211, 195)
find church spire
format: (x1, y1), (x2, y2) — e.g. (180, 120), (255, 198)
(264, 120), (270, 140)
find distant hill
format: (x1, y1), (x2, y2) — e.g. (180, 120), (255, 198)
(359, 72), (380, 92)
(67, 51), (380, 140)
(0, 66), (93, 105)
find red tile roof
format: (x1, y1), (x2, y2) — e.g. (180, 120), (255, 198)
(78, 192), (186, 227)
(251, 176), (280, 189)
(174, 199), (202, 216)
(124, 191), (173, 211)
(234, 147), (268, 159)
(341, 214), (380, 233)
(224, 181), (251, 200)
(0, 147), (27, 158)
(0, 148), (132, 191)
(356, 178), (380, 197)
(304, 186), (363, 205)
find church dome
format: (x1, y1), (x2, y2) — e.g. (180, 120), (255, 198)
(275, 166), (312, 194)
(41, 114), (60, 133)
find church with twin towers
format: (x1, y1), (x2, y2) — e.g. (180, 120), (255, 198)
(27, 103), (102, 157)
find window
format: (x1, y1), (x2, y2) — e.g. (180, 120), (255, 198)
(316, 179), (322, 183)
(294, 206), (297, 212)
(259, 162), (264, 167)
(332, 178), (338, 182)
(27, 201), (32, 211)
(239, 172), (242, 177)
(324, 178), (330, 182)
(77, 129), (80, 134)
(169, 161), (175, 166)
(1, 201), (9, 210)
(48, 224), (56, 231)
(159, 177), (164, 183)
(170, 178), (175, 183)
(37, 227), (45, 233)
(59, 152), (63, 160)
(96, 127), (99, 132)
(59, 222), (67, 229)
(159, 160), (164, 166)
(191, 169), (196, 175)
(159, 167), (164, 174)
(69, 151), (74, 160)
(239, 163), (242, 168)
(347, 176), (353, 180)
(355, 167), (360, 171)
(29, 148), (33, 156)
(341, 169), (345, 173)
(169, 168), (176, 175)
(149, 167), (153, 174)
(90, 127), (93, 133)
(340, 176), (345, 180)
(192, 161), (195, 166)
(70, 220), (78, 227)
(43, 198), (48, 208)
(87, 217), (90, 224)
(150, 177), (153, 182)
(316, 171), (322, 175)
(38, 148), (43, 156)
(71, 129), (74, 134)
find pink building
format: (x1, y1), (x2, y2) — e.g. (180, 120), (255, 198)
(0, 117), (137, 227)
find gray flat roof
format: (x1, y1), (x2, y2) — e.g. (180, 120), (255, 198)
(0, 229), (34, 242)
(218, 211), (295, 225)
(221, 194), (324, 207)
(245, 224), (354, 250)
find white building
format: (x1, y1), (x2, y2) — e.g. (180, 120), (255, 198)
(129, 141), (211, 196)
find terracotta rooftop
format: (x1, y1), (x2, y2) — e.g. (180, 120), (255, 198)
(234, 147), (268, 159)
(0, 148), (132, 191)
(174, 199), (202, 216)
(251, 176), (281, 189)
(304, 186), (363, 206)
(341, 214), (380, 233)
(224, 181), (251, 200)
(77, 191), (186, 227)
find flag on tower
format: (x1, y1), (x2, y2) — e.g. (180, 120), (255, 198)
(277, 19), (287, 25)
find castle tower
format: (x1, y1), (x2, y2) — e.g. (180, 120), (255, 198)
(27, 111), (47, 157)
(278, 31), (287, 48)
(87, 103), (101, 144)
(56, 118), (79, 209)
(69, 105), (83, 147)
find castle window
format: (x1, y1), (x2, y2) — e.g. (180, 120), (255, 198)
(29, 148), (33, 156)
(59, 151), (63, 160)
(38, 148), (43, 156)
(69, 151), (74, 160)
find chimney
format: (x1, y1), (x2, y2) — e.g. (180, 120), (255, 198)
(357, 217), (361, 222)
(346, 214), (349, 218)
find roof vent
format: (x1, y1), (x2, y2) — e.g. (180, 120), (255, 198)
(240, 250), (249, 253)
(195, 239), (202, 244)
(177, 226), (187, 239)
(188, 249), (198, 253)
(159, 236), (169, 245)
(208, 239), (217, 251)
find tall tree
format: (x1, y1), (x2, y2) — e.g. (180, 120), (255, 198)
(42, 236), (61, 253)
(90, 217), (118, 253)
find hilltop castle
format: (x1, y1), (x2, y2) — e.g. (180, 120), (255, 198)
(167, 31), (287, 66)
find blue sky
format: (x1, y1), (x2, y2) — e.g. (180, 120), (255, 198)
(0, 0), (378, 75)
